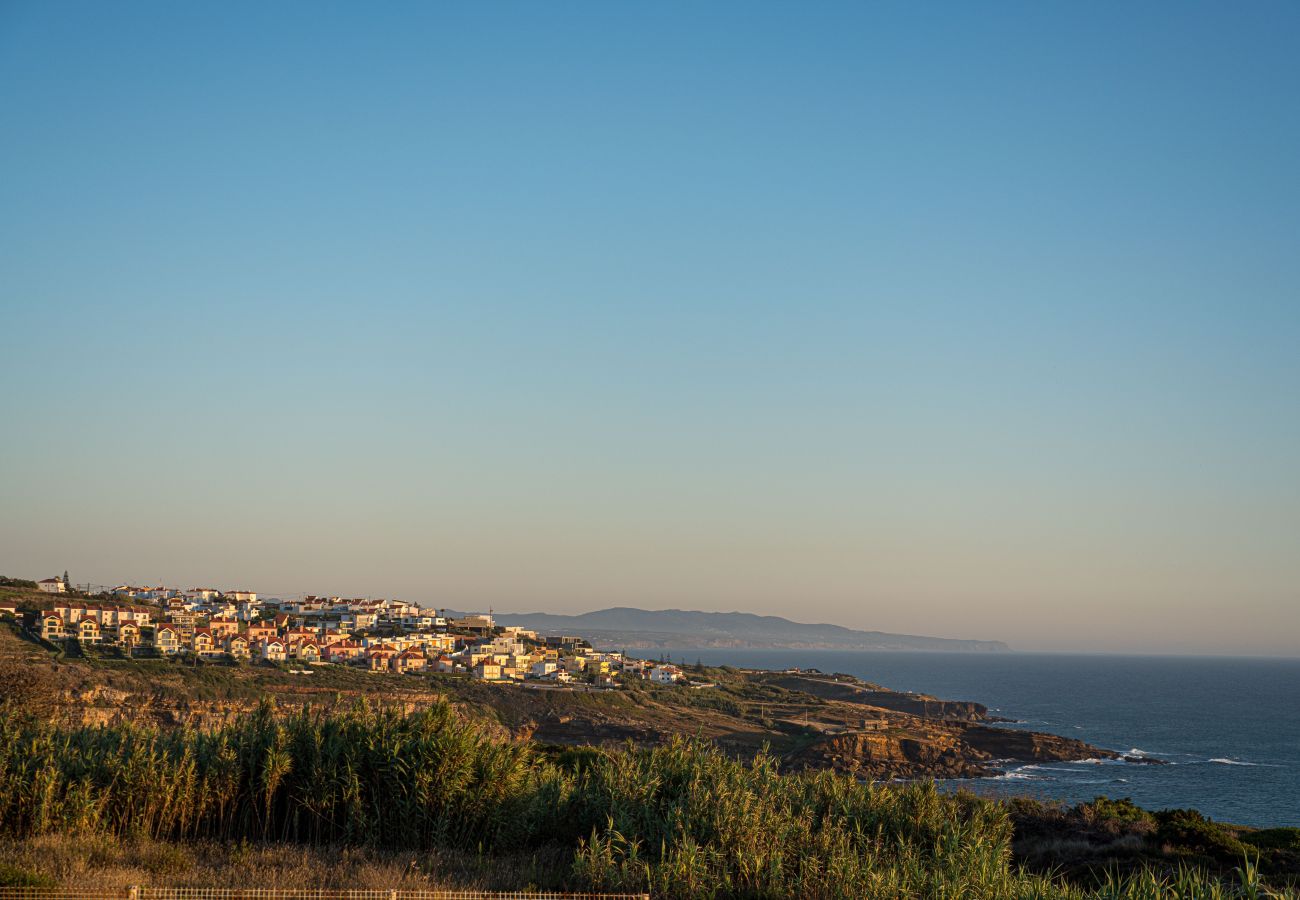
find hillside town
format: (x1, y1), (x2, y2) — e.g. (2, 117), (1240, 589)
(2, 576), (687, 687)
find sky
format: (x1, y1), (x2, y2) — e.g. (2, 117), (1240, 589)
(2, 2), (1298, 656)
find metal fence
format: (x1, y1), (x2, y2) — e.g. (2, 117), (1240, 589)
(0, 891), (648, 900)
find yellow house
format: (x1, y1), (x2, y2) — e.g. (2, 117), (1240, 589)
(394, 649), (427, 673)
(117, 621), (141, 651)
(41, 613), (66, 641)
(192, 628), (217, 656)
(154, 624), (182, 655)
(78, 617), (101, 644)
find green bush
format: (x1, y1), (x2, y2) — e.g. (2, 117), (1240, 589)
(1081, 796), (1157, 833)
(1242, 827), (1300, 852)
(0, 863), (57, 888)
(1156, 808), (1248, 860)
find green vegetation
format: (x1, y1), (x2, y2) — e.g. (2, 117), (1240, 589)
(1085, 797), (1158, 831)
(1157, 809), (1253, 861)
(0, 862), (57, 888)
(1243, 829), (1300, 854)
(1, 703), (1294, 898)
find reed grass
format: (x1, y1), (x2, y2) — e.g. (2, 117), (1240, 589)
(0, 703), (1290, 898)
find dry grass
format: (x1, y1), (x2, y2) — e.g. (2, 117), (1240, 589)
(0, 833), (567, 892)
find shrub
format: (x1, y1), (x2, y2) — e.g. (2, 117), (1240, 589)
(1156, 808), (1248, 861)
(0, 863), (56, 888)
(1241, 827), (1300, 853)
(1081, 797), (1157, 835)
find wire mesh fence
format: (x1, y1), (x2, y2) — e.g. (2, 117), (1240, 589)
(0, 891), (649, 900)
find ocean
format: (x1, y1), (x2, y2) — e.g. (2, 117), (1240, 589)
(634, 649), (1300, 827)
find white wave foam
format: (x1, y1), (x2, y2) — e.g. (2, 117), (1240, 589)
(1208, 757), (1274, 767)
(1031, 766), (1091, 774)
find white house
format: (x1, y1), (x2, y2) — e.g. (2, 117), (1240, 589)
(37, 577), (67, 594)
(649, 665), (683, 685)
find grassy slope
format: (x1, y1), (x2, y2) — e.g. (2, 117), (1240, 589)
(0, 612), (823, 755)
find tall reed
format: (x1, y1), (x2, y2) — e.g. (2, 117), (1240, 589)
(0, 703), (1289, 898)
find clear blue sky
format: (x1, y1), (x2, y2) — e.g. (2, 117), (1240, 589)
(2, 2), (1298, 654)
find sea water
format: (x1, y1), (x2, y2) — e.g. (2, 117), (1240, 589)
(636, 649), (1300, 827)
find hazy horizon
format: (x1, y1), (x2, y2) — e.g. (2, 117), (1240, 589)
(3, 3), (1298, 657)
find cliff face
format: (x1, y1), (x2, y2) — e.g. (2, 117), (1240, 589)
(787, 730), (990, 779)
(958, 723), (1116, 763)
(785, 723), (1117, 779)
(856, 692), (987, 722)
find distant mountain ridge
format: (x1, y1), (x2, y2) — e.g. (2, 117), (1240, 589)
(459, 606), (1009, 652)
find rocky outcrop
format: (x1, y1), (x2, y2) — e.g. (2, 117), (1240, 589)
(785, 722), (1119, 780)
(857, 692), (988, 722)
(785, 730), (992, 779)
(957, 724), (1118, 763)
(765, 674), (988, 721)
